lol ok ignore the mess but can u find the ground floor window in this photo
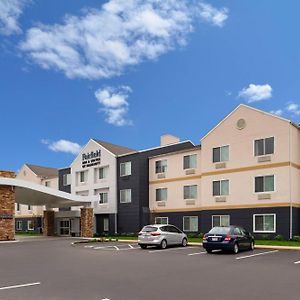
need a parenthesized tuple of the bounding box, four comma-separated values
(183, 216, 198, 232)
(16, 220, 22, 231)
(212, 215, 230, 228)
(103, 218, 109, 232)
(27, 220, 34, 231)
(155, 217, 168, 225)
(253, 214, 276, 233)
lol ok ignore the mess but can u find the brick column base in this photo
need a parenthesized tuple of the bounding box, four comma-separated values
(0, 171, 16, 241)
(43, 210, 55, 236)
(81, 208, 93, 238)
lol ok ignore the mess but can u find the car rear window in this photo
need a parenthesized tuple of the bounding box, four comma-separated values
(208, 227, 230, 235)
(142, 226, 158, 232)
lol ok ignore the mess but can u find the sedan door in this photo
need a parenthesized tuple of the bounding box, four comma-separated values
(168, 225, 183, 245)
(233, 227, 248, 249)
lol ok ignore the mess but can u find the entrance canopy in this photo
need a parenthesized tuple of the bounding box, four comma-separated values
(0, 177, 92, 208)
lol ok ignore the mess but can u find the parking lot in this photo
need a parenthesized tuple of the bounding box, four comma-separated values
(1, 237, 300, 300)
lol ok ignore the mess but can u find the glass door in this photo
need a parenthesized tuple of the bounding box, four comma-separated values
(60, 220, 70, 236)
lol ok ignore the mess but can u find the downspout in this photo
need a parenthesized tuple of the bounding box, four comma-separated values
(289, 124, 293, 240)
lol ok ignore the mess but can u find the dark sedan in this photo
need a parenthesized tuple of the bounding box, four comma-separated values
(202, 226, 255, 254)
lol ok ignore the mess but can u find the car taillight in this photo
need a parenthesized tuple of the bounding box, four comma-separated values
(224, 235, 231, 241)
(151, 232, 161, 236)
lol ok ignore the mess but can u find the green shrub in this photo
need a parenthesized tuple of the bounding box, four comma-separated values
(274, 234, 284, 241)
(292, 236, 300, 242)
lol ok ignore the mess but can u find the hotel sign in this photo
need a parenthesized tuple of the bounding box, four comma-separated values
(82, 150, 101, 168)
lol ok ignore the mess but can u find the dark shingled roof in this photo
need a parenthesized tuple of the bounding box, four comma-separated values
(93, 139, 136, 156)
(26, 164, 58, 178)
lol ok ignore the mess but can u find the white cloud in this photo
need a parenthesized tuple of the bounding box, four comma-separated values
(238, 84, 272, 102)
(286, 102, 300, 116)
(20, 0, 229, 80)
(41, 139, 82, 155)
(270, 109, 283, 116)
(0, 0, 27, 36)
(95, 86, 132, 126)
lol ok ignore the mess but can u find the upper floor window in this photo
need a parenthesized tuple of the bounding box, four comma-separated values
(120, 189, 132, 203)
(183, 154, 197, 169)
(99, 166, 109, 179)
(213, 180, 229, 196)
(255, 175, 274, 193)
(155, 160, 167, 174)
(99, 192, 108, 204)
(80, 171, 87, 183)
(120, 162, 131, 177)
(213, 145, 229, 163)
(63, 174, 71, 186)
(156, 188, 168, 201)
(254, 137, 274, 156)
(183, 185, 197, 199)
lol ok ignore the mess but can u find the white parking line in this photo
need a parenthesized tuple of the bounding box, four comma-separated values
(84, 245, 94, 248)
(188, 252, 206, 256)
(128, 244, 134, 249)
(0, 282, 40, 291)
(148, 247, 194, 253)
(294, 260, 300, 264)
(236, 250, 279, 260)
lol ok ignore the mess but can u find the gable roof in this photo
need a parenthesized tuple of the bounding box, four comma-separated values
(26, 164, 58, 178)
(92, 139, 136, 156)
(201, 103, 299, 141)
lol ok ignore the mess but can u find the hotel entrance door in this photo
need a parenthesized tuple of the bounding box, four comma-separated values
(59, 219, 70, 236)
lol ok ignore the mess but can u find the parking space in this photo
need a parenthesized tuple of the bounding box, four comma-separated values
(1, 238, 300, 299)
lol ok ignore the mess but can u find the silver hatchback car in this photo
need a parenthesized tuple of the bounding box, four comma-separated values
(138, 224, 188, 249)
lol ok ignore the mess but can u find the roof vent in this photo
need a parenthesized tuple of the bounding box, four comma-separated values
(236, 118, 246, 130)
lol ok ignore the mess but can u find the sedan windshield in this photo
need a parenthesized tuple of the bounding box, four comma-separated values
(142, 226, 158, 232)
(208, 227, 230, 235)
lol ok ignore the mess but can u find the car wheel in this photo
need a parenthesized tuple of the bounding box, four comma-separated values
(160, 239, 167, 249)
(233, 243, 239, 254)
(182, 238, 188, 247)
(249, 241, 255, 251)
(206, 249, 212, 254)
(140, 245, 147, 249)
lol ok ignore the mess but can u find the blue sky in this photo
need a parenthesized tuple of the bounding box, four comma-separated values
(1, 0, 300, 171)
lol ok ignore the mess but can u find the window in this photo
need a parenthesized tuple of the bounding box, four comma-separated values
(99, 192, 108, 204)
(254, 137, 274, 156)
(80, 171, 86, 183)
(16, 220, 22, 231)
(156, 188, 168, 201)
(213, 180, 229, 196)
(103, 218, 109, 232)
(45, 181, 51, 187)
(184, 185, 197, 199)
(183, 154, 197, 169)
(63, 174, 71, 186)
(183, 216, 198, 232)
(155, 160, 167, 174)
(28, 205, 32, 211)
(213, 145, 229, 163)
(120, 162, 131, 176)
(120, 189, 132, 203)
(155, 217, 168, 225)
(253, 214, 276, 233)
(255, 175, 274, 193)
(212, 215, 230, 227)
(99, 166, 108, 179)
(16, 203, 20, 211)
(27, 220, 34, 231)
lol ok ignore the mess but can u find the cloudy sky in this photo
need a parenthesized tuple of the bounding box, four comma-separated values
(1, 0, 300, 171)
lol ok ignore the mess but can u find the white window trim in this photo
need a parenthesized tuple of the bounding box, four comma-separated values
(16, 220, 22, 231)
(99, 192, 108, 205)
(155, 217, 169, 224)
(212, 215, 230, 228)
(253, 136, 275, 157)
(155, 187, 168, 202)
(79, 171, 87, 183)
(183, 154, 198, 170)
(120, 189, 132, 203)
(212, 179, 230, 196)
(253, 214, 276, 233)
(155, 159, 167, 174)
(183, 216, 198, 232)
(212, 144, 230, 163)
(27, 220, 34, 231)
(253, 174, 276, 194)
(120, 162, 132, 177)
(98, 166, 109, 180)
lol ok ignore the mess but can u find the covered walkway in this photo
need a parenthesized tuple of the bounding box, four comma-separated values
(0, 171, 94, 241)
